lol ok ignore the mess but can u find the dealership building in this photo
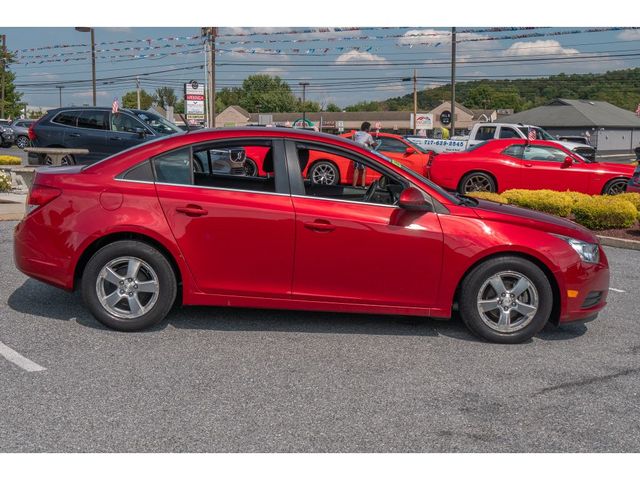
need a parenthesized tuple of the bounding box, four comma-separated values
(501, 99, 640, 153)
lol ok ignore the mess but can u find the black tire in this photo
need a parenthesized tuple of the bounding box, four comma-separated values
(15, 136, 30, 149)
(458, 256, 553, 344)
(81, 240, 177, 331)
(309, 161, 340, 185)
(602, 178, 628, 195)
(45, 154, 75, 166)
(458, 172, 496, 194)
(0, 142, 11, 148)
(244, 158, 258, 176)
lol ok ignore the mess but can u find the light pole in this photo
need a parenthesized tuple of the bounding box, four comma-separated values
(299, 82, 309, 126)
(402, 72, 418, 135)
(75, 27, 96, 106)
(56, 85, 64, 107)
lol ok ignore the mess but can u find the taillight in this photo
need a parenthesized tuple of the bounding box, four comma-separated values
(27, 123, 36, 141)
(27, 184, 61, 214)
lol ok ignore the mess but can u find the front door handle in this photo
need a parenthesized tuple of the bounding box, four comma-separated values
(68, 133, 81, 138)
(304, 220, 336, 232)
(109, 136, 123, 141)
(176, 205, 207, 217)
(524, 163, 533, 167)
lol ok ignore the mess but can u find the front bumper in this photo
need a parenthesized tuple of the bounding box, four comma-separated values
(1, 132, 15, 144)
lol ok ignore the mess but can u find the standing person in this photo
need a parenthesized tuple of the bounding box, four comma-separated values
(352, 121, 377, 187)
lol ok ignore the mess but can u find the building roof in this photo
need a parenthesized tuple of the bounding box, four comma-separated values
(501, 99, 640, 128)
(248, 111, 413, 123)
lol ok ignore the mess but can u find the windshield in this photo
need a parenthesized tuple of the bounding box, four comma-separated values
(369, 149, 461, 205)
(135, 111, 182, 135)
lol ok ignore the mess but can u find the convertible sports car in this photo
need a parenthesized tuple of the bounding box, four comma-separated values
(428, 139, 634, 195)
(14, 128, 610, 344)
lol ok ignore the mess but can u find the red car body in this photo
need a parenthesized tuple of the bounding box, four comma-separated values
(14, 128, 610, 342)
(429, 139, 634, 195)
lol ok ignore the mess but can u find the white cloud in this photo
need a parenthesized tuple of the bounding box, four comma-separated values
(335, 50, 387, 64)
(503, 40, 579, 57)
(71, 91, 108, 98)
(398, 29, 488, 47)
(618, 29, 640, 40)
(259, 67, 287, 76)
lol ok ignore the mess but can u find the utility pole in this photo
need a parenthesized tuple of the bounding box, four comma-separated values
(413, 68, 418, 135)
(56, 86, 64, 108)
(1, 34, 6, 119)
(204, 27, 217, 128)
(450, 27, 457, 137)
(136, 76, 141, 109)
(299, 82, 309, 125)
(75, 28, 97, 106)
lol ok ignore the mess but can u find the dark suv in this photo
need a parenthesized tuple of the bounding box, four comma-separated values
(28, 107, 183, 165)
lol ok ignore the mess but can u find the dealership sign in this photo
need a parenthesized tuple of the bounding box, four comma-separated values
(411, 113, 433, 130)
(184, 80, 206, 122)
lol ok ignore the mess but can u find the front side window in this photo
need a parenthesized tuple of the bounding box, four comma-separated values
(111, 113, 149, 134)
(523, 146, 568, 162)
(294, 142, 407, 207)
(376, 137, 408, 153)
(76, 110, 109, 130)
(135, 111, 182, 135)
(475, 126, 496, 141)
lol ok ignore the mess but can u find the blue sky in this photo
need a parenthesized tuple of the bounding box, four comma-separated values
(3, 26, 640, 110)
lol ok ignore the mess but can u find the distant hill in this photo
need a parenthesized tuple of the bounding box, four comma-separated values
(345, 68, 640, 113)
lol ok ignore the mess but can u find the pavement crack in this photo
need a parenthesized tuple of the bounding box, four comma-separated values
(537, 367, 640, 395)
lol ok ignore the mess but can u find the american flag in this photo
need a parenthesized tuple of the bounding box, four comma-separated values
(112, 98, 119, 114)
(527, 128, 537, 141)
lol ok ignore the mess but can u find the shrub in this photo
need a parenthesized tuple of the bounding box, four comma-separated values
(572, 196, 637, 230)
(0, 155, 21, 165)
(501, 189, 573, 217)
(614, 192, 640, 211)
(466, 191, 509, 204)
(0, 171, 11, 192)
(563, 191, 591, 204)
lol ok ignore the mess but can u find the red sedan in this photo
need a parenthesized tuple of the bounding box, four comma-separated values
(14, 128, 610, 343)
(429, 139, 634, 195)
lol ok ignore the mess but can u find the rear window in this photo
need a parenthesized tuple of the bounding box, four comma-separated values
(53, 111, 78, 126)
(76, 110, 109, 130)
(475, 126, 496, 141)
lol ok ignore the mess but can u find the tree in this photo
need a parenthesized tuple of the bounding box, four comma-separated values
(122, 89, 154, 109)
(324, 102, 342, 112)
(174, 99, 185, 115)
(238, 75, 299, 112)
(154, 87, 177, 109)
(1, 51, 25, 118)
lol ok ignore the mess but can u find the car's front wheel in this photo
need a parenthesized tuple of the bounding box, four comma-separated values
(81, 240, 177, 331)
(459, 172, 496, 194)
(458, 256, 553, 343)
(602, 178, 628, 195)
(15, 136, 30, 149)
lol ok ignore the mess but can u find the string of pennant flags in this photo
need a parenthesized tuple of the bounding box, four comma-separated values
(10, 27, 640, 65)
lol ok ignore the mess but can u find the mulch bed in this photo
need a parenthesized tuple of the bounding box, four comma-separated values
(597, 227, 640, 242)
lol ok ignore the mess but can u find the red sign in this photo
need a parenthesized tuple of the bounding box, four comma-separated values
(186, 94, 205, 101)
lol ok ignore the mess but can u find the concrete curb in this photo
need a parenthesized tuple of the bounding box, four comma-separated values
(598, 235, 640, 251)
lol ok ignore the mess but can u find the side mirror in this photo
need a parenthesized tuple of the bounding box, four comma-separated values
(563, 156, 573, 167)
(398, 187, 433, 212)
(135, 128, 147, 139)
(405, 147, 417, 155)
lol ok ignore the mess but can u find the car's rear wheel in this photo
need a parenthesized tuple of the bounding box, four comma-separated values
(458, 256, 553, 343)
(15, 136, 30, 149)
(244, 158, 258, 176)
(309, 161, 340, 185)
(602, 178, 628, 195)
(44, 154, 75, 166)
(459, 172, 496, 194)
(81, 240, 177, 331)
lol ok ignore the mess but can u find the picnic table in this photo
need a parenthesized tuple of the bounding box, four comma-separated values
(24, 147, 89, 166)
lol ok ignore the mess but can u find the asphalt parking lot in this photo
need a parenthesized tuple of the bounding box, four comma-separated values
(0, 220, 639, 453)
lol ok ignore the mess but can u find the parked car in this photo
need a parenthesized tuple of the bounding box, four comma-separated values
(428, 139, 633, 195)
(0, 119, 15, 148)
(407, 123, 597, 161)
(557, 135, 592, 146)
(627, 163, 640, 193)
(9, 119, 36, 149)
(27, 107, 183, 165)
(14, 128, 610, 344)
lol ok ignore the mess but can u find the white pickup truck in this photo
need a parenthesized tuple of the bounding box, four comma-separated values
(406, 123, 596, 161)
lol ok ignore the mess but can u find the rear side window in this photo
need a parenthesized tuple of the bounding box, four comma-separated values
(153, 147, 192, 185)
(499, 127, 521, 139)
(119, 160, 154, 182)
(475, 126, 496, 141)
(502, 145, 524, 158)
(53, 111, 78, 126)
(76, 110, 109, 130)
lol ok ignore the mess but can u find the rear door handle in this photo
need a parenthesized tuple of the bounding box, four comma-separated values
(109, 137, 123, 141)
(524, 163, 533, 167)
(304, 220, 336, 232)
(176, 205, 207, 217)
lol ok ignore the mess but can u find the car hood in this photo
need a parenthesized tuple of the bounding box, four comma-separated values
(471, 199, 597, 243)
(587, 162, 636, 174)
(557, 140, 594, 151)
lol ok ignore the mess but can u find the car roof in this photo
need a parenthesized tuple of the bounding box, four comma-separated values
(480, 138, 569, 150)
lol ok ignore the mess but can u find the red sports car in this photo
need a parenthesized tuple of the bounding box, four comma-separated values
(428, 139, 634, 195)
(14, 128, 610, 343)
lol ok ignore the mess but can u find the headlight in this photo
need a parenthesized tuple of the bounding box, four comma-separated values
(552, 234, 600, 264)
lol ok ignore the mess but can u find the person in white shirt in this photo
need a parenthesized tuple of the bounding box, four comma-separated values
(352, 122, 377, 187)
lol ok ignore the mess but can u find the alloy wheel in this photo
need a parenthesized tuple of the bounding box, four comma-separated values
(311, 163, 338, 185)
(476, 271, 539, 334)
(95, 256, 160, 320)
(605, 180, 627, 195)
(463, 174, 493, 193)
(15, 136, 29, 149)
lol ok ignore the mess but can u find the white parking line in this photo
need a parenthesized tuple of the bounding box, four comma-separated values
(609, 288, 627, 293)
(0, 341, 46, 372)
